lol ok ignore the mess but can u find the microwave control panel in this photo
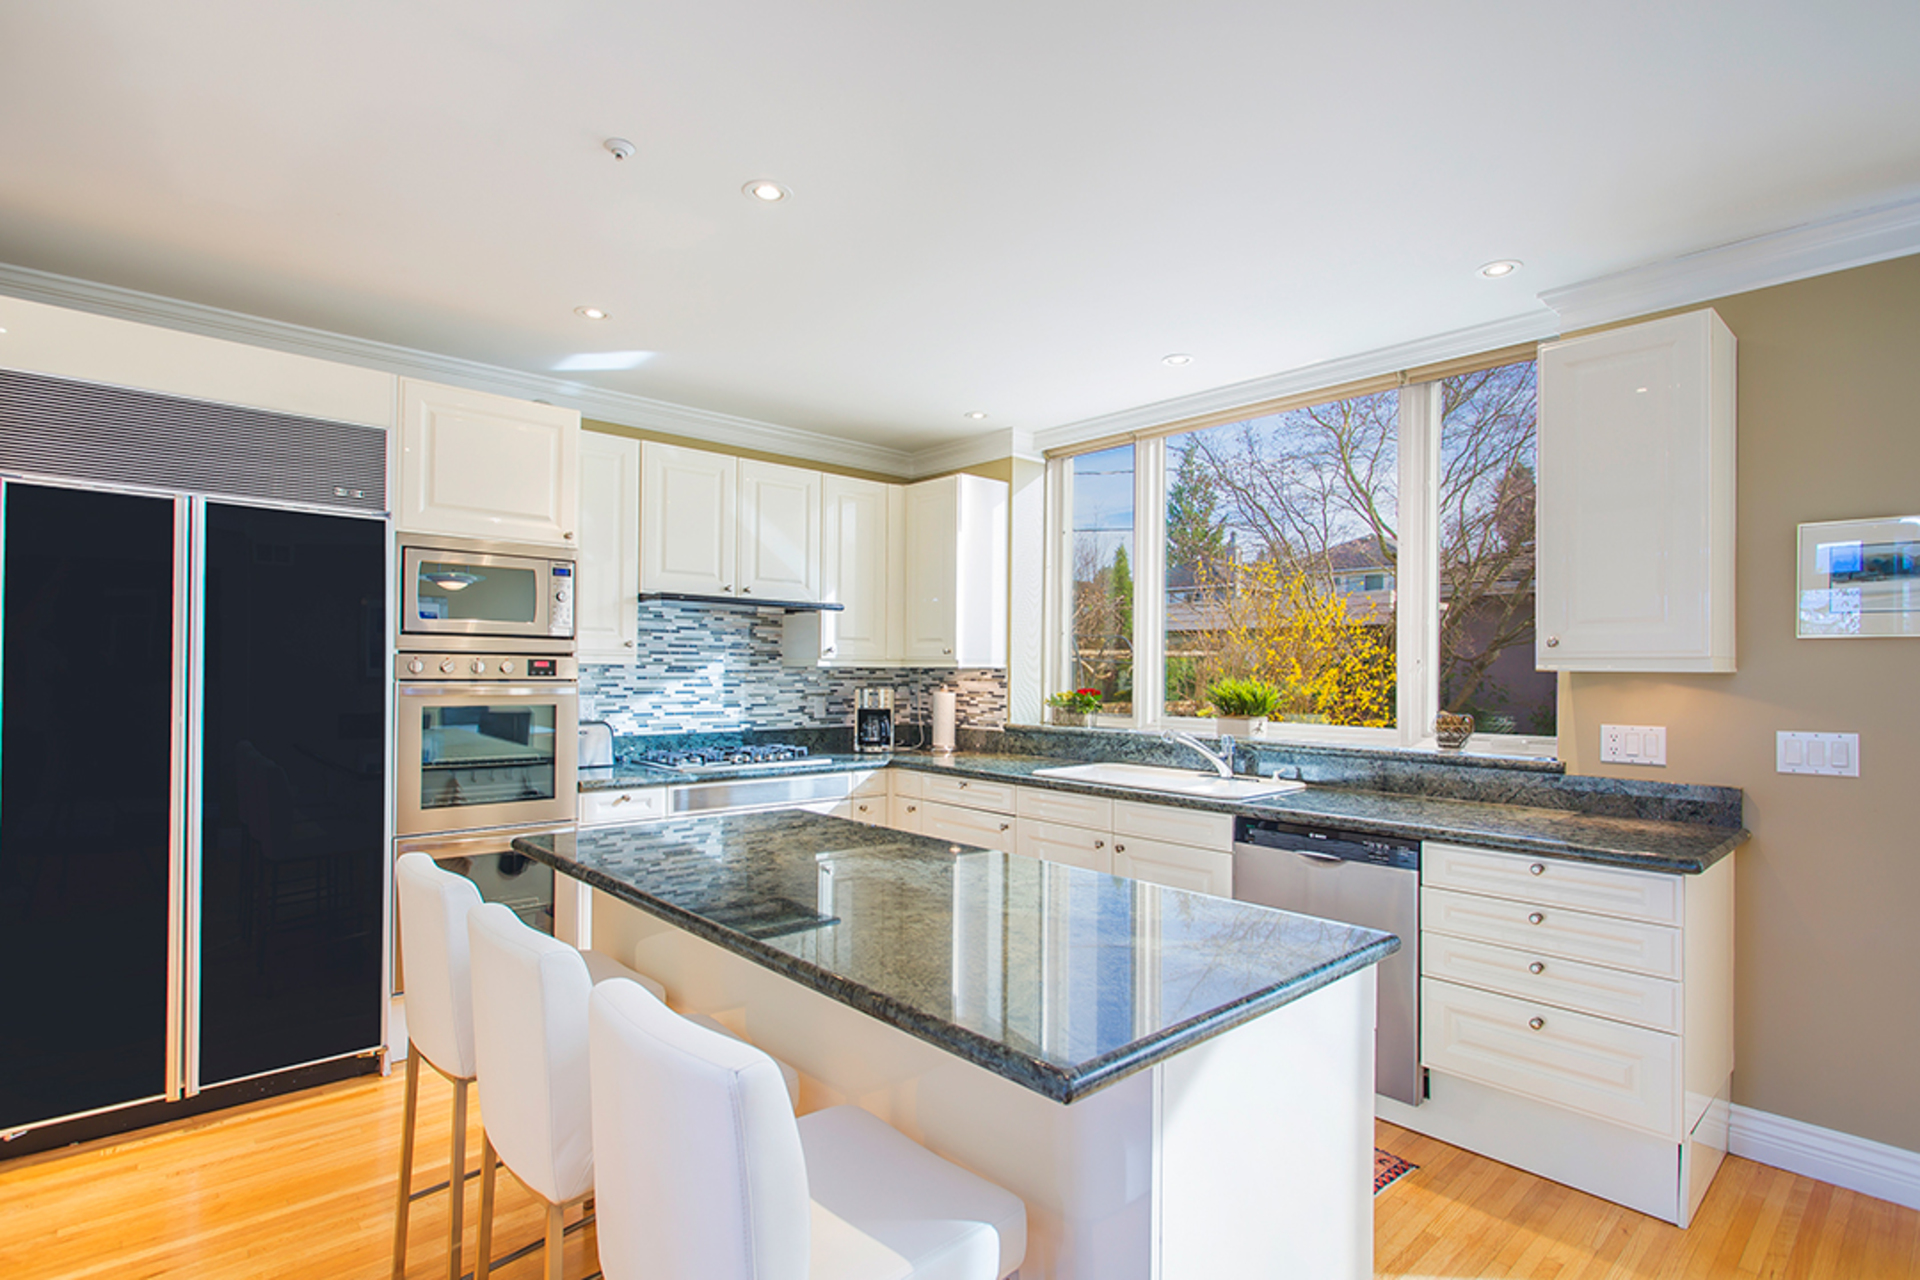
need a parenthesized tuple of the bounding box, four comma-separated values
(548, 562, 574, 636)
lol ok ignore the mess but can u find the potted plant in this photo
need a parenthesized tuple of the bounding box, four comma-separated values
(1203, 676, 1282, 738)
(1046, 688, 1103, 727)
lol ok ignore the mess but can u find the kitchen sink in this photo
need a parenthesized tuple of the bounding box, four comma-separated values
(1030, 762, 1305, 801)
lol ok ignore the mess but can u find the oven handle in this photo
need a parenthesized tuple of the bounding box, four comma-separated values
(399, 683, 579, 699)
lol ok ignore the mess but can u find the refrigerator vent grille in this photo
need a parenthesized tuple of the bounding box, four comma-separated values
(0, 368, 386, 511)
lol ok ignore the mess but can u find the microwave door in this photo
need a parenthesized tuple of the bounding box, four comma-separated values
(402, 547, 558, 639)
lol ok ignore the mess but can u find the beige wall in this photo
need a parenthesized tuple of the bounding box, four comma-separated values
(1559, 254, 1920, 1150)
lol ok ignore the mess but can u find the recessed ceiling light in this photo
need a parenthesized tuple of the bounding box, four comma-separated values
(743, 180, 790, 202)
(574, 306, 610, 320)
(964, 411, 989, 420)
(1163, 353, 1194, 366)
(1478, 260, 1523, 279)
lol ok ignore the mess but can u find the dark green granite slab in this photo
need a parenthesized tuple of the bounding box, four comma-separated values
(513, 813, 1396, 1104)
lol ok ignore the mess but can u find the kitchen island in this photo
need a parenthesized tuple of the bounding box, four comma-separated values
(515, 812, 1397, 1280)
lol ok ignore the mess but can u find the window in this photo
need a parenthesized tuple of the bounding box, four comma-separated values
(1048, 357, 1555, 750)
(1163, 390, 1399, 728)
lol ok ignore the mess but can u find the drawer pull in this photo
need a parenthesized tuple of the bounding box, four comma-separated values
(613, 794, 632, 805)
(958, 781, 969, 788)
(1528, 911, 1545, 925)
(1094, 839, 1105, 849)
(998, 821, 1010, 831)
(1528, 961, 1546, 974)
(1528, 1016, 1545, 1031)
(857, 804, 869, 813)
(1114, 843, 1126, 853)
(906, 804, 917, 813)
(1529, 863, 1546, 876)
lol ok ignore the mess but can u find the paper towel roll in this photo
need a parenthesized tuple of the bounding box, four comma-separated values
(931, 689, 957, 754)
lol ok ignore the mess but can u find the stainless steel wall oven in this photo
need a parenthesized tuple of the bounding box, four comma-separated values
(395, 653, 578, 836)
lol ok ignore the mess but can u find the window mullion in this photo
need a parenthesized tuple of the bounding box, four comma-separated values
(1396, 382, 1442, 746)
(1133, 437, 1167, 731)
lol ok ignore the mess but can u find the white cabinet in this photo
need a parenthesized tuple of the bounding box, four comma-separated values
(902, 474, 1007, 667)
(1015, 818, 1112, 873)
(820, 475, 901, 662)
(1536, 309, 1736, 672)
(576, 432, 640, 661)
(1111, 837, 1234, 897)
(737, 459, 821, 602)
(1379, 840, 1735, 1228)
(396, 378, 580, 545)
(640, 443, 823, 603)
(920, 800, 1016, 853)
(640, 441, 735, 596)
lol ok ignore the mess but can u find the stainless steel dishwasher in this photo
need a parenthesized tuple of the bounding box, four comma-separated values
(1233, 817, 1422, 1106)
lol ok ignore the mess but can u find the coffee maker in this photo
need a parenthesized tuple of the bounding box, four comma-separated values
(854, 688, 895, 753)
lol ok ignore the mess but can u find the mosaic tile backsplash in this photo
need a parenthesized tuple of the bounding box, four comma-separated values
(582, 603, 1007, 739)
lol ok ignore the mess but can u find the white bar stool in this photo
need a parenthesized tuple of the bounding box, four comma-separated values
(393, 854, 671, 1280)
(587, 976, 1029, 1280)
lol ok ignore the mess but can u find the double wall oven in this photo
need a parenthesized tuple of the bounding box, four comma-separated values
(394, 536, 578, 973)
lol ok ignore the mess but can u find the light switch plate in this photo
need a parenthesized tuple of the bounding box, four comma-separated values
(1600, 724, 1666, 766)
(1777, 731, 1859, 777)
(806, 694, 829, 719)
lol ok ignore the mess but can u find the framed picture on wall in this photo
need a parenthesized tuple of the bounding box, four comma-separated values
(1797, 516, 1920, 637)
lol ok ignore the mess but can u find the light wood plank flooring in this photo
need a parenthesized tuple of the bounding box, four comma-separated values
(0, 1067, 1913, 1278)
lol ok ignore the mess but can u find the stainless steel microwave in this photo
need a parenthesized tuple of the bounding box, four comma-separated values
(398, 535, 575, 651)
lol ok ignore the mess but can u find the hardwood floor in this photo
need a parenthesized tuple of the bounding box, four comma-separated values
(0, 1068, 1913, 1278)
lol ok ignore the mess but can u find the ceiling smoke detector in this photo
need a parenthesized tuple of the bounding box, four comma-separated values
(604, 137, 636, 161)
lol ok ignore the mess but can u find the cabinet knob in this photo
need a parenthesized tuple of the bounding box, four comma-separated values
(958, 781, 968, 788)
(1114, 843, 1125, 853)
(1094, 839, 1105, 849)
(999, 822, 1010, 831)
(1528, 961, 1545, 975)
(943, 647, 953, 655)
(623, 640, 635, 647)
(1528, 911, 1545, 925)
(824, 646, 835, 656)
(564, 531, 575, 540)
(906, 804, 917, 813)
(1529, 863, 1545, 876)
(1528, 1017, 1546, 1031)
(857, 804, 869, 813)
(741, 586, 752, 594)
(1545, 636, 1559, 648)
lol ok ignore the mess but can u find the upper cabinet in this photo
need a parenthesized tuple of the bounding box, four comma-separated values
(640, 441, 736, 595)
(639, 442, 821, 603)
(1536, 310, 1736, 673)
(576, 432, 641, 662)
(904, 474, 1008, 667)
(396, 379, 580, 546)
(818, 475, 901, 662)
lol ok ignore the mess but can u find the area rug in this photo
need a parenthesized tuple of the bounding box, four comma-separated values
(1374, 1147, 1418, 1194)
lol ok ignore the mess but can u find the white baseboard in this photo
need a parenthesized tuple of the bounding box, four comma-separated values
(1729, 1104, 1920, 1212)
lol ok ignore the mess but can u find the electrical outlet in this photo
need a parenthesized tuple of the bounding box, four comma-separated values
(1777, 731, 1859, 777)
(1600, 724, 1666, 766)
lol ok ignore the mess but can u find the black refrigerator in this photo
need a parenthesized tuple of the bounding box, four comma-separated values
(0, 482, 387, 1151)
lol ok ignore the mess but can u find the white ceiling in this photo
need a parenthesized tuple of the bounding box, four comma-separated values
(2, 1, 1918, 456)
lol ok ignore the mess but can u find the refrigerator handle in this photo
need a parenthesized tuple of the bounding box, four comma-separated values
(167, 497, 207, 1100)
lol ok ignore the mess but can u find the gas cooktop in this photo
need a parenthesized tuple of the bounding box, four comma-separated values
(623, 743, 815, 775)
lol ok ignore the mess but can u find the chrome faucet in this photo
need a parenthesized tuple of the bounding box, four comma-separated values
(1164, 731, 1236, 778)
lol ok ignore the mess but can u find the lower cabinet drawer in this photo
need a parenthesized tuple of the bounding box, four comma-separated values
(579, 787, 667, 826)
(890, 770, 924, 800)
(848, 769, 890, 799)
(1015, 786, 1113, 830)
(919, 800, 1015, 853)
(920, 773, 1017, 814)
(1111, 799, 1232, 850)
(1111, 837, 1233, 897)
(1424, 886, 1682, 979)
(1423, 932, 1682, 1034)
(889, 793, 924, 834)
(846, 793, 888, 826)
(1423, 841, 1682, 925)
(1015, 819, 1112, 873)
(1422, 977, 1679, 1138)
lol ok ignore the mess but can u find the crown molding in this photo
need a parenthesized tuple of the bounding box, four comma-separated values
(905, 428, 1041, 478)
(1030, 309, 1562, 456)
(0, 262, 925, 477)
(1541, 195, 1920, 333)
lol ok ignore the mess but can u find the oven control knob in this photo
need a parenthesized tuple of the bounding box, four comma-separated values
(439, 658, 457, 674)
(470, 659, 486, 674)
(407, 658, 425, 674)
(500, 659, 516, 675)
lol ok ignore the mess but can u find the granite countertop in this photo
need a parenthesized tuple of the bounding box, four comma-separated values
(577, 750, 1745, 874)
(513, 812, 1397, 1103)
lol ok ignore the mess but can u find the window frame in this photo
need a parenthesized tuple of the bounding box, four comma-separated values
(1044, 376, 1558, 758)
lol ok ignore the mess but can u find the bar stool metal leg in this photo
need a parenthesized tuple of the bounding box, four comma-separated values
(545, 1202, 566, 1280)
(475, 1136, 498, 1280)
(391, 1052, 421, 1280)
(447, 1075, 469, 1280)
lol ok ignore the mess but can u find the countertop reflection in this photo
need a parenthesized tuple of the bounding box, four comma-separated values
(513, 811, 1395, 1102)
